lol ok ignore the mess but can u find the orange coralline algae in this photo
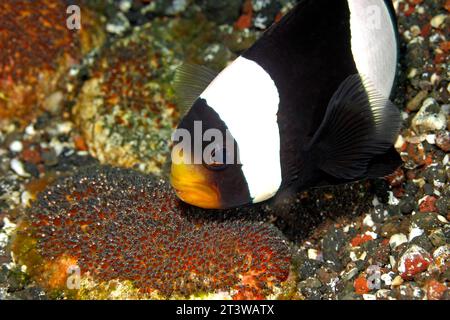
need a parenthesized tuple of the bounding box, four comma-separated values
(235, 0, 253, 30)
(354, 276, 370, 295)
(18, 166, 291, 299)
(419, 195, 438, 213)
(350, 234, 374, 247)
(426, 280, 448, 300)
(0, 0, 103, 123)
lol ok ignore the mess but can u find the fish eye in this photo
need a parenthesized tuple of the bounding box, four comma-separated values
(204, 147, 228, 171)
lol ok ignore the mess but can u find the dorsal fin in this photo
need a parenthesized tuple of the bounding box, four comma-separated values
(173, 64, 219, 115)
(307, 74, 401, 180)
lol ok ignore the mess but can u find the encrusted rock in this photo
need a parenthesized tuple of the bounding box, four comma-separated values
(411, 98, 447, 134)
(398, 245, 433, 280)
(435, 130, 450, 152)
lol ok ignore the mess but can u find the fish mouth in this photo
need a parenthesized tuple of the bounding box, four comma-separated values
(170, 163, 221, 209)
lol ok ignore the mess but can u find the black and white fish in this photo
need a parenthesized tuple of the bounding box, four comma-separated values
(171, 0, 402, 209)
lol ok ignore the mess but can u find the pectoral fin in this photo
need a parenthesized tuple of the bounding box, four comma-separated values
(307, 74, 401, 180)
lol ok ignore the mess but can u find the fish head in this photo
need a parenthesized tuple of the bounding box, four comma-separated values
(170, 57, 282, 209)
(170, 98, 252, 209)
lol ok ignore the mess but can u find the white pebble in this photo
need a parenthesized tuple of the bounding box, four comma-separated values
(106, 13, 130, 35)
(403, 30, 412, 42)
(25, 124, 36, 136)
(21, 191, 32, 207)
(50, 137, 65, 156)
(413, 178, 426, 188)
(434, 180, 445, 188)
(390, 233, 408, 249)
(410, 36, 424, 45)
(443, 154, 449, 166)
(363, 214, 375, 228)
(381, 273, 394, 286)
(394, 135, 405, 150)
(57, 122, 73, 135)
(307, 248, 322, 261)
(423, 97, 436, 109)
(372, 195, 381, 207)
(389, 255, 396, 269)
(0, 231, 8, 246)
(10, 159, 30, 177)
(119, 0, 132, 12)
(350, 250, 368, 261)
(43, 91, 64, 114)
(365, 231, 378, 239)
(69, 67, 80, 77)
(430, 33, 443, 43)
(407, 68, 417, 79)
(9, 141, 23, 153)
(430, 73, 440, 86)
(388, 192, 400, 205)
(401, 111, 409, 121)
(252, 0, 271, 11)
(343, 268, 358, 281)
(359, 251, 367, 261)
(412, 100, 447, 133)
(433, 246, 449, 259)
(2, 217, 17, 236)
(410, 25, 421, 37)
(409, 227, 424, 241)
(426, 134, 436, 145)
(431, 14, 447, 29)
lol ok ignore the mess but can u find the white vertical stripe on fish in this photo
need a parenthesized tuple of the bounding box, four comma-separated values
(348, 0, 397, 100)
(200, 56, 282, 202)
